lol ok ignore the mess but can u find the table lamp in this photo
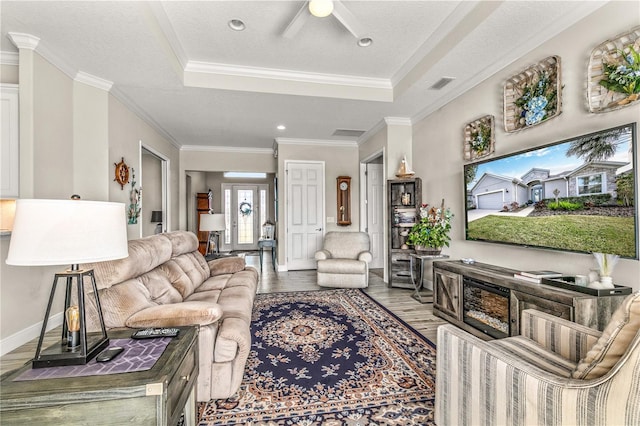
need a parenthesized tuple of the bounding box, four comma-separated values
(151, 210, 163, 234)
(5, 198, 128, 368)
(199, 213, 226, 255)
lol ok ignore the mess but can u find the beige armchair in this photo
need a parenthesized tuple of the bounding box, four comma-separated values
(314, 232, 372, 288)
(435, 292, 640, 425)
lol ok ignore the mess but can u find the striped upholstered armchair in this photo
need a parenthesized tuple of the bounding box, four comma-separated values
(436, 292, 640, 426)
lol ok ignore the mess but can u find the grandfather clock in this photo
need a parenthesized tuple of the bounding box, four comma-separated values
(196, 191, 212, 255)
(337, 176, 351, 226)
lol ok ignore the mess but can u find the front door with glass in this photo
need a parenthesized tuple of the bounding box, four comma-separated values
(222, 184, 269, 252)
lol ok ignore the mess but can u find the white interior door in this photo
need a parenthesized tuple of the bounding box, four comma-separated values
(366, 163, 384, 269)
(286, 161, 324, 270)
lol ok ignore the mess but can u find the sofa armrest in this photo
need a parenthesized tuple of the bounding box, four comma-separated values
(315, 249, 332, 260)
(357, 251, 372, 263)
(521, 309, 602, 362)
(435, 324, 636, 426)
(208, 256, 246, 277)
(124, 301, 223, 328)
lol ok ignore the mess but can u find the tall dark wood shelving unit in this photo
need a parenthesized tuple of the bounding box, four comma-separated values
(196, 191, 212, 255)
(387, 177, 421, 288)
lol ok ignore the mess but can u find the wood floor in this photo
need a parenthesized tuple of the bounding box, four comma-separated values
(0, 254, 446, 375)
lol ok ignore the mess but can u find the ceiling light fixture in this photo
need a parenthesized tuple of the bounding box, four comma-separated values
(228, 19, 245, 31)
(309, 0, 334, 18)
(277, 124, 286, 131)
(358, 37, 373, 47)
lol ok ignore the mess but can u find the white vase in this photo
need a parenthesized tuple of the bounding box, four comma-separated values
(600, 276, 614, 288)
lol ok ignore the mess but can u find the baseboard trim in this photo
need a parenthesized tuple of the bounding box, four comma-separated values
(0, 312, 64, 356)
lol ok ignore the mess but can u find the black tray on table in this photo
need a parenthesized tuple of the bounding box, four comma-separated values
(541, 276, 632, 297)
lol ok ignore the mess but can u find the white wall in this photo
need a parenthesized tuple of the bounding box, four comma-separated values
(411, 2, 640, 290)
(1, 48, 180, 354)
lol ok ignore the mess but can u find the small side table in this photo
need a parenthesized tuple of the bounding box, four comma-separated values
(258, 238, 277, 270)
(410, 253, 449, 303)
(0, 326, 199, 426)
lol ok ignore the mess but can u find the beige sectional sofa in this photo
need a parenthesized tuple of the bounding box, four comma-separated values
(81, 231, 258, 401)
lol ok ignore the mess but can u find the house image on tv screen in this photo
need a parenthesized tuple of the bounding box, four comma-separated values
(470, 161, 629, 211)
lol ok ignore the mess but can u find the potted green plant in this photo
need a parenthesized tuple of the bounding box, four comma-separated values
(407, 199, 453, 255)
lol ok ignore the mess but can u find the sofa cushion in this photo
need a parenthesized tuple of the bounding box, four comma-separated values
(321, 232, 370, 260)
(125, 301, 223, 328)
(162, 230, 199, 256)
(572, 292, 640, 379)
(317, 258, 367, 274)
(209, 256, 246, 277)
(83, 233, 173, 290)
(138, 268, 182, 304)
(88, 278, 155, 330)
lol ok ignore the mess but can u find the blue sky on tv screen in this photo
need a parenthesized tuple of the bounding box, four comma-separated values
(467, 129, 633, 188)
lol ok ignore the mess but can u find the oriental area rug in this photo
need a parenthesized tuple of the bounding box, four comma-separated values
(198, 288, 437, 425)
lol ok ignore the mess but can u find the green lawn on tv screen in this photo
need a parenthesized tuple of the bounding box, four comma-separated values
(467, 215, 636, 258)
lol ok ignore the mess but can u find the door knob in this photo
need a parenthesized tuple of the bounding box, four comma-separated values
(315, 228, 322, 231)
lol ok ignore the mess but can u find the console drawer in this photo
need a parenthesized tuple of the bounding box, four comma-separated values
(167, 340, 198, 423)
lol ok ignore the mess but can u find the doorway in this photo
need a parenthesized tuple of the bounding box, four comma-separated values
(361, 151, 385, 274)
(140, 144, 169, 237)
(221, 184, 269, 251)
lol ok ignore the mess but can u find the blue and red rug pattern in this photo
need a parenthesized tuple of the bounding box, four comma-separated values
(198, 288, 436, 425)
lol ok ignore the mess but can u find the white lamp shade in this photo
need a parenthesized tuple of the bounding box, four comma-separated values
(6, 199, 128, 266)
(199, 213, 226, 232)
(309, 0, 333, 17)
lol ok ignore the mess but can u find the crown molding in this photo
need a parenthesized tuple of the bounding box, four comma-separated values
(184, 60, 393, 101)
(384, 117, 412, 126)
(357, 118, 387, 146)
(275, 137, 357, 147)
(75, 71, 113, 92)
(180, 145, 273, 154)
(110, 87, 181, 150)
(0, 51, 19, 66)
(185, 61, 392, 90)
(146, 2, 187, 73)
(8, 32, 40, 50)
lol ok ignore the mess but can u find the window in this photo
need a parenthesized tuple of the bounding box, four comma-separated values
(577, 173, 605, 195)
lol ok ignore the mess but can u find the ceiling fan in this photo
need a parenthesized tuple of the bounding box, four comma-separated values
(283, 0, 367, 41)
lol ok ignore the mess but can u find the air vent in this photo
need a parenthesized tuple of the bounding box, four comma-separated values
(429, 77, 456, 90)
(332, 129, 366, 138)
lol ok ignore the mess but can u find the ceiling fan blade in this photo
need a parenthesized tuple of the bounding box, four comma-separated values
(283, 2, 312, 39)
(331, 0, 365, 39)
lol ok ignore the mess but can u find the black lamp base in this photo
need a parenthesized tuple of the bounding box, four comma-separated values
(32, 268, 110, 369)
(32, 334, 109, 368)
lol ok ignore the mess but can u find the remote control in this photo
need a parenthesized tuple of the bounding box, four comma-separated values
(131, 327, 180, 339)
(96, 346, 124, 362)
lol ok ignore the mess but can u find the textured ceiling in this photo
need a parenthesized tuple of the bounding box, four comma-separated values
(0, 1, 608, 149)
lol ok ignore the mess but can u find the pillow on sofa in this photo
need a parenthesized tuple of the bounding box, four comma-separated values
(209, 256, 246, 277)
(571, 292, 640, 380)
(125, 301, 223, 328)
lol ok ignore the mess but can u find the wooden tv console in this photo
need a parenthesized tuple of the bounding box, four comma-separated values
(433, 260, 629, 340)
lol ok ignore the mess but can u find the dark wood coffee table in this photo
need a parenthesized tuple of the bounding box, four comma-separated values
(0, 326, 198, 426)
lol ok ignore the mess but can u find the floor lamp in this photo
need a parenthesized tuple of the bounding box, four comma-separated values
(5, 199, 128, 368)
(199, 213, 226, 256)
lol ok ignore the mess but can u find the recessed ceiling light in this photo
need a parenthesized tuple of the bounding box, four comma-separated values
(228, 19, 245, 31)
(358, 37, 373, 48)
(277, 124, 286, 131)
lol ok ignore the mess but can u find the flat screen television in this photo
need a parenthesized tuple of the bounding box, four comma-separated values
(464, 123, 638, 259)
